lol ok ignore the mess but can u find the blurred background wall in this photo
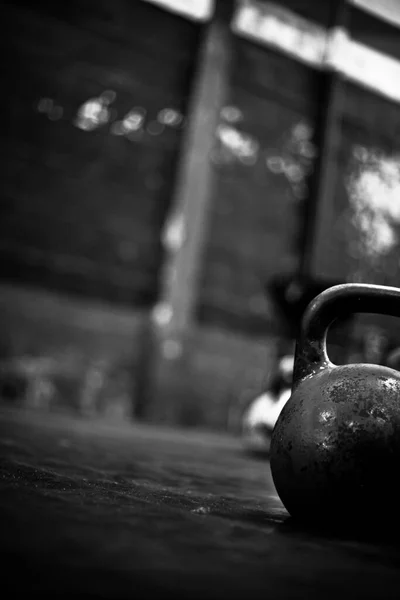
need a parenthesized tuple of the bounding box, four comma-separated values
(1, 0, 400, 430)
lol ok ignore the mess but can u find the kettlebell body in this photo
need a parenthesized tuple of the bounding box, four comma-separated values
(270, 284, 400, 523)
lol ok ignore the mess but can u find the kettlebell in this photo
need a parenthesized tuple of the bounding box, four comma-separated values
(270, 283, 400, 525)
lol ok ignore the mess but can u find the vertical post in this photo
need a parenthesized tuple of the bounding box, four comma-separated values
(158, 4, 233, 334)
(134, 2, 233, 421)
(299, 0, 349, 279)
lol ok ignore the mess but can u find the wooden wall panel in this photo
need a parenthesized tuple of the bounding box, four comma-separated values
(311, 81, 400, 287)
(196, 38, 321, 335)
(0, 1, 201, 306)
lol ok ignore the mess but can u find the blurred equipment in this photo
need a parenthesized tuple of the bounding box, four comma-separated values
(270, 283, 400, 525)
(242, 353, 294, 455)
(267, 275, 349, 337)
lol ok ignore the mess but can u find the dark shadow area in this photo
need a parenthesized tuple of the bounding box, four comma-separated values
(278, 514, 400, 549)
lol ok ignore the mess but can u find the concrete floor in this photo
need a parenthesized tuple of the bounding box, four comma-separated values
(1, 407, 400, 599)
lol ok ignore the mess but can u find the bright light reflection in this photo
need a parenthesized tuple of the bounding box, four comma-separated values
(152, 303, 173, 327)
(162, 214, 186, 252)
(158, 108, 183, 127)
(122, 109, 144, 132)
(111, 109, 145, 136)
(215, 124, 259, 164)
(142, 0, 214, 22)
(74, 90, 116, 132)
(347, 147, 400, 260)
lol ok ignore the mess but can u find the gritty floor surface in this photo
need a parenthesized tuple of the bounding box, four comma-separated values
(1, 407, 400, 599)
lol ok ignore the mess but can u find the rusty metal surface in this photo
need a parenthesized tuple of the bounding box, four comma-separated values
(271, 284, 400, 522)
(271, 363, 400, 522)
(1, 407, 400, 599)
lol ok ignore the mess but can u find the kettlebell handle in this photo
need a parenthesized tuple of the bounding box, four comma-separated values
(293, 283, 400, 385)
